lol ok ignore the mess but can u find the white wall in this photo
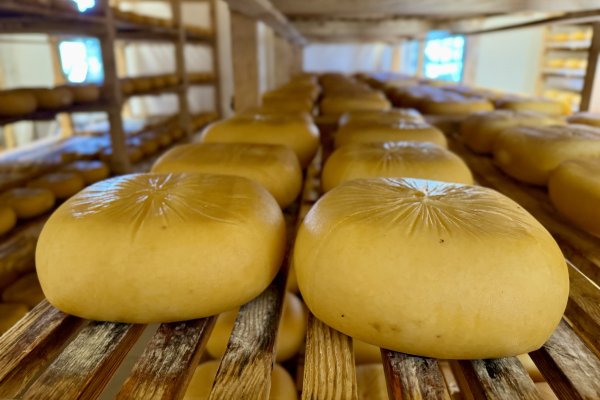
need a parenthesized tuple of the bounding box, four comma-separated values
(303, 43, 397, 73)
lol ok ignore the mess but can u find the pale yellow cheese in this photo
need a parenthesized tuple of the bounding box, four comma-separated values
(1, 187, 56, 219)
(548, 159, 600, 237)
(339, 109, 424, 127)
(152, 143, 302, 208)
(322, 142, 473, 192)
(493, 124, 600, 185)
(420, 95, 494, 115)
(0, 303, 28, 334)
(461, 110, 565, 154)
(183, 361, 297, 400)
(495, 97, 567, 116)
(66, 84, 101, 104)
(354, 340, 382, 364)
(62, 160, 110, 184)
(201, 114, 320, 167)
(0, 90, 37, 117)
(0, 206, 17, 236)
(356, 364, 387, 400)
(567, 112, 600, 127)
(320, 94, 391, 117)
(2, 273, 45, 308)
(28, 172, 85, 200)
(206, 292, 306, 362)
(26, 87, 74, 110)
(335, 120, 448, 149)
(36, 173, 286, 323)
(294, 178, 568, 359)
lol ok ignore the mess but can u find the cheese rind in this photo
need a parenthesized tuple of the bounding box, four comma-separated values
(2, 187, 56, 219)
(62, 160, 110, 184)
(36, 173, 286, 323)
(322, 141, 473, 192)
(335, 120, 447, 148)
(294, 178, 568, 359)
(28, 172, 85, 200)
(0, 206, 17, 235)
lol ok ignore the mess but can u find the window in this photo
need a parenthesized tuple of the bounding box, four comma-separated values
(59, 38, 104, 84)
(73, 0, 96, 12)
(423, 31, 465, 82)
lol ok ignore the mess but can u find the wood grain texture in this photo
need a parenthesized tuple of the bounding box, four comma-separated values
(117, 318, 215, 400)
(230, 12, 260, 113)
(454, 357, 542, 400)
(530, 320, 600, 400)
(21, 321, 144, 399)
(302, 313, 357, 400)
(381, 350, 451, 400)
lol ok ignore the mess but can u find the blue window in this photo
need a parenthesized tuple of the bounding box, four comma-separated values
(423, 31, 465, 82)
(73, 0, 96, 12)
(59, 38, 104, 84)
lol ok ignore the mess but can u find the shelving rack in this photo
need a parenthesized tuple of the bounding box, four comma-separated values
(0, 0, 222, 174)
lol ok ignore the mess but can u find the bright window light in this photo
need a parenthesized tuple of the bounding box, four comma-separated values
(73, 0, 95, 12)
(423, 31, 465, 82)
(59, 38, 104, 84)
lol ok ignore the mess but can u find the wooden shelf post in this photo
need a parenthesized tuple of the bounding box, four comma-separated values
(581, 23, 600, 112)
(172, 0, 193, 136)
(209, 0, 223, 117)
(231, 12, 260, 112)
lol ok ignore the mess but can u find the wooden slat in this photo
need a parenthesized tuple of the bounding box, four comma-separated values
(302, 313, 358, 400)
(117, 318, 215, 400)
(453, 357, 542, 399)
(21, 321, 144, 399)
(530, 320, 600, 400)
(565, 262, 600, 356)
(581, 22, 600, 112)
(381, 350, 451, 400)
(230, 11, 261, 113)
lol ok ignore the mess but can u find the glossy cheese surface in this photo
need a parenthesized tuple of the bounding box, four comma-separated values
(2, 187, 56, 219)
(335, 120, 447, 148)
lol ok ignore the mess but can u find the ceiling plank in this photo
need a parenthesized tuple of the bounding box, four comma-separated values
(293, 19, 433, 42)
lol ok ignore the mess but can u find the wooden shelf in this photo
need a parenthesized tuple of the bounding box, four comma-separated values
(546, 40, 591, 51)
(542, 68, 586, 78)
(123, 85, 182, 99)
(0, 102, 111, 127)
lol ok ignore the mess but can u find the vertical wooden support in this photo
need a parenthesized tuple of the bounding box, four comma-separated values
(231, 12, 260, 112)
(114, 41, 133, 118)
(209, 0, 223, 117)
(391, 43, 402, 73)
(48, 36, 74, 138)
(581, 23, 600, 112)
(172, 0, 192, 136)
(98, 0, 130, 174)
(462, 35, 479, 85)
(291, 43, 304, 76)
(416, 40, 425, 78)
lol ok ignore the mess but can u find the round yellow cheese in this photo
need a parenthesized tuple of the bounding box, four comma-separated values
(36, 173, 286, 323)
(339, 109, 424, 127)
(132, 78, 153, 93)
(335, 120, 448, 149)
(2, 273, 45, 308)
(516, 354, 544, 382)
(0, 303, 29, 334)
(66, 84, 101, 104)
(62, 160, 110, 184)
(183, 361, 297, 400)
(152, 143, 302, 208)
(567, 112, 600, 128)
(27, 87, 74, 110)
(354, 340, 382, 364)
(206, 292, 306, 362)
(322, 142, 473, 191)
(461, 110, 565, 154)
(121, 79, 135, 95)
(0, 90, 37, 117)
(28, 172, 85, 200)
(294, 178, 568, 359)
(262, 96, 314, 114)
(100, 146, 144, 164)
(139, 137, 161, 156)
(548, 159, 600, 237)
(0, 206, 17, 236)
(356, 364, 387, 400)
(320, 95, 391, 117)
(1, 187, 56, 219)
(420, 96, 494, 115)
(495, 97, 566, 116)
(535, 382, 559, 400)
(201, 114, 320, 168)
(157, 134, 173, 148)
(493, 124, 600, 185)
(170, 128, 185, 140)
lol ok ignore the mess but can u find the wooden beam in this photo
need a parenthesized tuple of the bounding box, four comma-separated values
(581, 23, 600, 112)
(209, 0, 224, 117)
(222, 0, 306, 45)
(48, 37, 75, 138)
(292, 19, 432, 42)
(172, 0, 193, 136)
(230, 12, 260, 112)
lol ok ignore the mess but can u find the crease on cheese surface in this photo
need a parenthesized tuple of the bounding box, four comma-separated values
(294, 178, 569, 359)
(36, 173, 286, 323)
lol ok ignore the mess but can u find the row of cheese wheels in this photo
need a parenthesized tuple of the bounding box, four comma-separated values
(545, 58, 587, 70)
(22, 0, 80, 13)
(121, 75, 180, 96)
(461, 109, 600, 237)
(0, 85, 101, 117)
(112, 7, 212, 37)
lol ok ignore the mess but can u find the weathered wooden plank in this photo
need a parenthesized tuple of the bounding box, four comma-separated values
(381, 350, 451, 400)
(21, 321, 145, 399)
(302, 314, 357, 400)
(230, 12, 261, 113)
(530, 320, 600, 400)
(117, 318, 215, 400)
(454, 357, 542, 400)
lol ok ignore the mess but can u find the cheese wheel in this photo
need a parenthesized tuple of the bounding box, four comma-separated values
(356, 364, 387, 400)
(420, 96, 494, 115)
(201, 114, 320, 167)
(183, 362, 297, 400)
(27, 87, 74, 110)
(139, 137, 161, 156)
(100, 146, 144, 164)
(157, 134, 173, 148)
(461, 110, 565, 154)
(1, 187, 56, 219)
(0, 206, 17, 236)
(2, 273, 45, 308)
(496, 97, 566, 116)
(28, 172, 85, 200)
(322, 142, 473, 191)
(320, 95, 392, 117)
(66, 84, 101, 104)
(339, 109, 424, 127)
(0, 303, 28, 334)
(567, 112, 600, 127)
(335, 120, 447, 149)
(62, 160, 110, 184)
(152, 143, 302, 208)
(548, 159, 600, 236)
(294, 178, 568, 359)
(354, 340, 382, 364)
(206, 292, 306, 361)
(36, 173, 286, 323)
(535, 382, 559, 400)
(132, 78, 153, 93)
(121, 79, 135, 95)
(170, 128, 185, 140)
(0, 90, 37, 117)
(493, 125, 600, 185)
(516, 354, 544, 382)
